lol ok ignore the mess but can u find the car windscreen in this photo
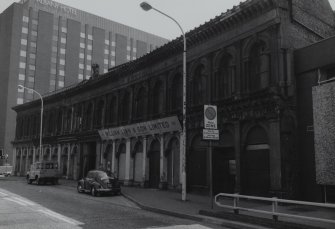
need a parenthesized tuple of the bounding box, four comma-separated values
(96, 172, 109, 180)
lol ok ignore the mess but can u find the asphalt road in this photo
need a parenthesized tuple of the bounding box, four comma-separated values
(0, 176, 226, 229)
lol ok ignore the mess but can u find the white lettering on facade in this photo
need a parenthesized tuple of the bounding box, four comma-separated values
(35, 0, 77, 16)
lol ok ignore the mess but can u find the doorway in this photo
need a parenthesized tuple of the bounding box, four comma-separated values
(148, 150, 160, 188)
(213, 147, 235, 194)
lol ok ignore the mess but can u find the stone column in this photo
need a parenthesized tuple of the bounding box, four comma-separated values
(57, 144, 61, 173)
(111, 141, 116, 173)
(19, 149, 23, 176)
(25, 149, 29, 174)
(179, 132, 183, 185)
(234, 121, 241, 193)
(32, 147, 36, 164)
(141, 137, 147, 187)
(159, 135, 165, 189)
(124, 138, 131, 185)
(269, 119, 282, 191)
(100, 141, 105, 168)
(49, 146, 52, 161)
(95, 142, 101, 169)
(12, 148, 17, 175)
(66, 144, 71, 179)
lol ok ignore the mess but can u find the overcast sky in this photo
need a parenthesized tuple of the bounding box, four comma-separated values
(0, 0, 334, 40)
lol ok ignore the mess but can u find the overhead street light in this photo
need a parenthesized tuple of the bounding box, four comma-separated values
(18, 85, 44, 161)
(140, 1, 187, 201)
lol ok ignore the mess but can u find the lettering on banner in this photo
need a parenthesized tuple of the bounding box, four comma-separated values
(99, 116, 181, 140)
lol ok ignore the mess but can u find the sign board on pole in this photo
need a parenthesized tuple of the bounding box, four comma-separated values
(204, 105, 217, 129)
(203, 129, 219, 140)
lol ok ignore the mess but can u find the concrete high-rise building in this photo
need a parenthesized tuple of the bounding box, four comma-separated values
(0, 0, 168, 165)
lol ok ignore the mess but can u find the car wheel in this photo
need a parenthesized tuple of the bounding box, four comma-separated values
(91, 187, 97, 196)
(77, 184, 83, 193)
(26, 177, 32, 184)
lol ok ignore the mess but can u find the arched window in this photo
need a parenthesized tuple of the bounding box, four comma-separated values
(64, 108, 72, 132)
(56, 110, 62, 134)
(218, 54, 235, 98)
(120, 92, 130, 122)
(17, 118, 23, 139)
(193, 64, 206, 105)
(109, 96, 117, 124)
(73, 105, 82, 131)
(48, 112, 54, 134)
(249, 41, 270, 91)
(85, 103, 93, 129)
(31, 115, 37, 136)
(96, 100, 105, 127)
(153, 81, 164, 114)
(135, 87, 146, 119)
(170, 74, 182, 111)
(26, 116, 31, 137)
(24, 116, 29, 137)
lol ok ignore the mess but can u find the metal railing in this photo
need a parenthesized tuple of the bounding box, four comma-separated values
(215, 193, 335, 224)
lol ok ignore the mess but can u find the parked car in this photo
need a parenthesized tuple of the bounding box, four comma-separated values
(77, 170, 121, 196)
(26, 161, 61, 185)
(0, 164, 12, 177)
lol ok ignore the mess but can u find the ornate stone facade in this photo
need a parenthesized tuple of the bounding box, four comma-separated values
(12, 0, 335, 199)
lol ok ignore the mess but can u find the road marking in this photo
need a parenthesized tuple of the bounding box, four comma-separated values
(38, 209, 84, 226)
(3, 197, 28, 206)
(0, 191, 8, 197)
(0, 188, 83, 226)
(146, 225, 213, 229)
(11, 196, 35, 206)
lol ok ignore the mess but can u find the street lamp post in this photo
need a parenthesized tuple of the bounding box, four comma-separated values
(18, 85, 43, 161)
(140, 2, 187, 201)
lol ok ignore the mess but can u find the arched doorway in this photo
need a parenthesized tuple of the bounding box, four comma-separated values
(43, 148, 50, 161)
(28, 149, 34, 170)
(22, 150, 27, 174)
(188, 135, 208, 193)
(51, 148, 58, 162)
(61, 147, 68, 177)
(132, 141, 143, 184)
(87, 142, 96, 172)
(104, 144, 113, 175)
(148, 140, 160, 188)
(16, 150, 21, 175)
(69, 146, 78, 179)
(165, 137, 180, 188)
(213, 130, 235, 194)
(82, 142, 97, 177)
(117, 143, 126, 181)
(35, 149, 40, 163)
(243, 125, 270, 196)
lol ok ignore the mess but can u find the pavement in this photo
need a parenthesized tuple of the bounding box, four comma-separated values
(60, 179, 335, 229)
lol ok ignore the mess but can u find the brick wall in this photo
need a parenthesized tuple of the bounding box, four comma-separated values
(292, 0, 335, 38)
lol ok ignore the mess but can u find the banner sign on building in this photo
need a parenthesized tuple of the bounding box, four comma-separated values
(99, 116, 182, 140)
(312, 81, 335, 185)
